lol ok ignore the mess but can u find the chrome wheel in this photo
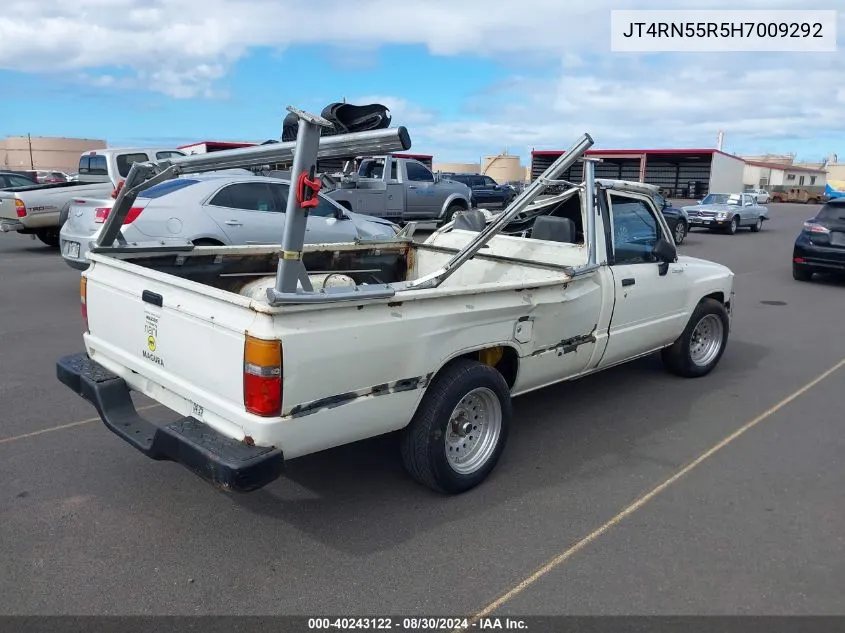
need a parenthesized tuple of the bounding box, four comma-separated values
(689, 314, 724, 367)
(674, 221, 686, 244)
(445, 387, 502, 475)
(728, 217, 739, 234)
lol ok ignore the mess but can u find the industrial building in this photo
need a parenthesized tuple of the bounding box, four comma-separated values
(530, 148, 746, 199)
(1, 136, 106, 173)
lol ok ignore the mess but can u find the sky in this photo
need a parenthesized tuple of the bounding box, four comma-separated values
(0, 0, 843, 165)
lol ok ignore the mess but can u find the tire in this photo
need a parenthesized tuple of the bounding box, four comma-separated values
(661, 298, 730, 378)
(58, 201, 71, 228)
(792, 264, 814, 282)
(725, 216, 740, 235)
(749, 217, 763, 233)
(441, 202, 466, 226)
(35, 228, 60, 248)
(400, 358, 512, 494)
(673, 220, 687, 245)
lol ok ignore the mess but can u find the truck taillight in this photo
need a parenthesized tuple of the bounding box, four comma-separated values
(15, 199, 26, 217)
(94, 207, 144, 224)
(80, 276, 89, 332)
(243, 335, 282, 417)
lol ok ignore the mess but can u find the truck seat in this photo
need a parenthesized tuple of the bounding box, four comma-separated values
(531, 215, 576, 243)
(453, 209, 486, 232)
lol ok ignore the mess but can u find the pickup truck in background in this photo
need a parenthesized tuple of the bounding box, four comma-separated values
(319, 155, 472, 224)
(0, 147, 184, 246)
(56, 125, 735, 497)
(441, 172, 517, 209)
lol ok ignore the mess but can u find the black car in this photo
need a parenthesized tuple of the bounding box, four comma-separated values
(441, 173, 516, 208)
(792, 198, 845, 281)
(654, 191, 689, 245)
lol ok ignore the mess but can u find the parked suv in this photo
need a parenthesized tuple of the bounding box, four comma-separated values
(442, 173, 516, 208)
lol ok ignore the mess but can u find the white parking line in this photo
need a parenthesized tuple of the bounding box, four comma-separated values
(0, 404, 161, 446)
(459, 355, 845, 628)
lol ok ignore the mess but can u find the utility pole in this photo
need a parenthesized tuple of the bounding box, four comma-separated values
(27, 133, 34, 168)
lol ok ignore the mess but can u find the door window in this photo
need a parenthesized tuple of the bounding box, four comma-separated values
(482, 176, 498, 187)
(209, 182, 279, 212)
(406, 161, 434, 182)
(116, 153, 150, 177)
(269, 184, 338, 218)
(5, 175, 35, 187)
(610, 195, 661, 265)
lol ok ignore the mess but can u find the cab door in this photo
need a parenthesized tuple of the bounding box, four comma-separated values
(598, 191, 691, 368)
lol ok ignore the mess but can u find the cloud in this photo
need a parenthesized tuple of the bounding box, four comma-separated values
(3, 0, 841, 97)
(1, 0, 843, 160)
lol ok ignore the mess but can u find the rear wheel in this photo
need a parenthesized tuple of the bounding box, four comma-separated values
(673, 220, 687, 245)
(750, 217, 763, 232)
(662, 298, 730, 378)
(400, 359, 511, 494)
(792, 264, 814, 282)
(35, 228, 60, 248)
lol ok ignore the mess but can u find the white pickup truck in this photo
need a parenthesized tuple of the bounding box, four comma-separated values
(0, 147, 184, 246)
(56, 115, 735, 495)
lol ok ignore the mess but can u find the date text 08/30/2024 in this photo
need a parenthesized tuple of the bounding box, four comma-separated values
(307, 617, 528, 630)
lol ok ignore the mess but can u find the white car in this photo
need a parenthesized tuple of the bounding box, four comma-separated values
(59, 173, 401, 270)
(749, 189, 770, 204)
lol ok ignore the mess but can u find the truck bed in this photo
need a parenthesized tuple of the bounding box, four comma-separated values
(106, 230, 586, 306)
(74, 232, 591, 462)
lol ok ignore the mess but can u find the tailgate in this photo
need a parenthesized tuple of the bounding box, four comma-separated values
(83, 258, 262, 424)
(0, 193, 20, 221)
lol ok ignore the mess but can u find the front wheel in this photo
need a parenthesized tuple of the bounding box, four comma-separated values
(662, 298, 730, 378)
(440, 202, 466, 226)
(400, 359, 512, 494)
(725, 216, 740, 235)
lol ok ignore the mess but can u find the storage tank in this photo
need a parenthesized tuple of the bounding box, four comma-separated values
(481, 152, 525, 183)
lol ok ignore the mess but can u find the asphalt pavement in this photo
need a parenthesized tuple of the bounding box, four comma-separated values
(0, 203, 843, 618)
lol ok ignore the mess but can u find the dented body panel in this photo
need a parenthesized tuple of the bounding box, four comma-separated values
(63, 173, 735, 486)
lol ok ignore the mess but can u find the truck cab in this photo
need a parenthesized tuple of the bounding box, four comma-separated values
(77, 148, 187, 186)
(325, 155, 471, 223)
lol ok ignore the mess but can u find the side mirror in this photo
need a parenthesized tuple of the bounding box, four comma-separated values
(652, 238, 677, 276)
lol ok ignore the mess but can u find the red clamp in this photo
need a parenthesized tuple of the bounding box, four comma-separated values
(296, 171, 321, 209)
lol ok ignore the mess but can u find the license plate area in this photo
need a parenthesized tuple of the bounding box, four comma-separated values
(830, 231, 845, 247)
(63, 241, 80, 258)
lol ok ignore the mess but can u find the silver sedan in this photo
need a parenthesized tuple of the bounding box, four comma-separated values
(59, 173, 400, 270)
(682, 192, 769, 235)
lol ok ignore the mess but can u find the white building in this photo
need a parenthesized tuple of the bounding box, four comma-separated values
(743, 160, 827, 191)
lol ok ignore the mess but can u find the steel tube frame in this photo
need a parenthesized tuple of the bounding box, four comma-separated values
(406, 133, 594, 289)
(94, 119, 412, 249)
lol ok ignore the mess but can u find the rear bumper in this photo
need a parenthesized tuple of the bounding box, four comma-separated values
(793, 239, 845, 271)
(56, 352, 285, 492)
(0, 219, 25, 233)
